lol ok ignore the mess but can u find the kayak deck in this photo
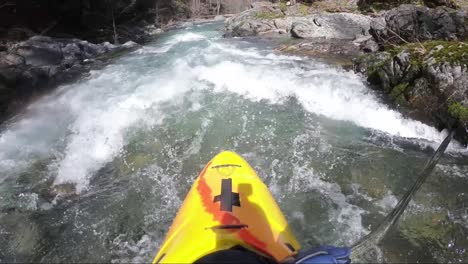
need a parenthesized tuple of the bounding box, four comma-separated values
(153, 151, 300, 263)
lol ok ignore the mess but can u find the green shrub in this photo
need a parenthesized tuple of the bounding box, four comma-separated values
(448, 102, 468, 121)
(278, 1, 288, 12)
(298, 4, 309, 15)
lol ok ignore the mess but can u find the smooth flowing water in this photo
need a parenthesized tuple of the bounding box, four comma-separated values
(0, 22, 467, 263)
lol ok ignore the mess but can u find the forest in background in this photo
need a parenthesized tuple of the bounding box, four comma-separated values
(0, 0, 251, 45)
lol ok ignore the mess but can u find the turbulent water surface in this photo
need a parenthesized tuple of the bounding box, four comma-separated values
(1, 22, 467, 263)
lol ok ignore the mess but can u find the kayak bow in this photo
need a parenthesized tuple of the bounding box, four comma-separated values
(153, 151, 300, 263)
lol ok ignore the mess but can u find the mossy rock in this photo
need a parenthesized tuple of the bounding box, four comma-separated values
(278, 1, 288, 12)
(390, 82, 409, 98)
(354, 52, 392, 88)
(448, 102, 468, 121)
(357, 0, 425, 12)
(389, 41, 468, 65)
(310, 0, 360, 13)
(355, 40, 468, 145)
(298, 4, 309, 16)
(255, 11, 285, 20)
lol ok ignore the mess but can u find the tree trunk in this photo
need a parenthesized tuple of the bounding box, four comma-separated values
(216, 0, 220, 15)
(40, 19, 58, 35)
(112, 8, 119, 44)
(155, 0, 159, 24)
(192, 0, 196, 16)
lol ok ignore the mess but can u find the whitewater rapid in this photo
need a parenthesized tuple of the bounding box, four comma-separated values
(1, 21, 467, 263)
(0, 25, 459, 193)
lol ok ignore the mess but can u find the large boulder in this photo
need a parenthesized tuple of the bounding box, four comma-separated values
(370, 5, 467, 46)
(11, 36, 111, 67)
(224, 3, 283, 37)
(225, 2, 371, 40)
(290, 13, 370, 39)
(0, 35, 140, 123)
(354, 41, 468, 145)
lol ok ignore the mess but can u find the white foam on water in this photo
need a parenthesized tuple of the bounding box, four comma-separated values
(136, 32, 207, 55)
(193, 59, 451, 144)
(184, 116, 213, 157)
(111, 234, 156, 263)
(290, 163, 369, 246)
(376, 191, 399, 213)
(209, 42, 304, 62)
(288, 133, 370, 245)
(53, 60, 196, 193)
(436, 164, 468, 178)
(110, 165, 183, 263)
(17, 192, 39, 211)
(0, 24, 465, 196)
(168, 32, 206, 43)
(349, 183, 374, 202)
(0, 56, 197, 193)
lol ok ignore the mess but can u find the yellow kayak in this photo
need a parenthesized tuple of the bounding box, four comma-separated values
(153, 151, 300, 263)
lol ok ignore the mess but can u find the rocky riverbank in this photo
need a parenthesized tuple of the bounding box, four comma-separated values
(224, 1, 468, 145)
(224, 1, 374, 60)
(0, 0, 192, 124)
(0, 36, 145, 124)
(355, 4, 467, 145)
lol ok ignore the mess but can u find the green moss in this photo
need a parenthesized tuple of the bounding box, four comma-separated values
(448, 102, 468, 121)
(358, 0, 428, 12)
(357, 53, 389, 76)
(255, 11, 284, 20)
(389, 41, 468, 65)
(298, 4, 309, 16)
(425, 41, 468, 64)
(390, 83, 410, 105)
(278, 1, 288, 12)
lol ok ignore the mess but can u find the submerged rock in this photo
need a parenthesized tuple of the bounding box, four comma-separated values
(0, 213, 41, 262)
(399, 210, 466, 263)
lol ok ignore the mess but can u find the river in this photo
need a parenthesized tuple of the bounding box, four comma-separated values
(0, 22, 467, 263)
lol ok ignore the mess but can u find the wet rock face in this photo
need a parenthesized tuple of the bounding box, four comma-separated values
(0, 36, 139, 122)
(354, 42, 468, 145)
(370, 5, 467, 46)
